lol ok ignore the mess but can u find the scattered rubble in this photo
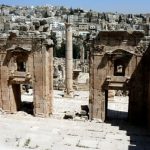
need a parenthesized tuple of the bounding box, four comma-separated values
(64, 105, 89, 121)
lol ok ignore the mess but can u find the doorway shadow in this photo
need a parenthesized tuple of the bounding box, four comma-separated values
(12, 84, 34, 115)
(21, 101, 34, 115)
(107, 109, 128, 120)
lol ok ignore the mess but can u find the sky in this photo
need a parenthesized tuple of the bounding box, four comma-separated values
(0, 0, 150, 14)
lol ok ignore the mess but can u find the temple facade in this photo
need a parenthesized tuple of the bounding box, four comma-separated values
(89, 30, 150, 126)
(0, 33, 53, 117)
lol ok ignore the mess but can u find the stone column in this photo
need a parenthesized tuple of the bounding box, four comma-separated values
(65, 23, 73, 97)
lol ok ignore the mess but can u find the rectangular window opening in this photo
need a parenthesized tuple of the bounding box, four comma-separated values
(17, 61, 26, 72)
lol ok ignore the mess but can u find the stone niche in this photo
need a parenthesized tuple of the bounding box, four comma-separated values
(89, 30, 149, 125)
(0, 33, 53, 117)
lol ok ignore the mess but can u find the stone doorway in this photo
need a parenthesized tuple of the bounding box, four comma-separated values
(89, 30, 150, 126)
(105, 89, 129, 121)
(0, 34, 53, 117)
(12, 83, 34, 115)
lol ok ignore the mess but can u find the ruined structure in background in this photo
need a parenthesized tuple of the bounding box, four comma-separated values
(0, 32, 53, 117)
(53, 57, 89, 91)
(89, 30, 150, 126)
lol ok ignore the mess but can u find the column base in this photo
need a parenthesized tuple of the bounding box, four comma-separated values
(34, 101, 52, 117)
(64, 89, 74, 98)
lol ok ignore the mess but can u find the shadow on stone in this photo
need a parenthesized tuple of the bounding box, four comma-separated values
(21, 102, 34, 115)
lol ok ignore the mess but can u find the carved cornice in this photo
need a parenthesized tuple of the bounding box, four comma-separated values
(6, 45, 31, 52)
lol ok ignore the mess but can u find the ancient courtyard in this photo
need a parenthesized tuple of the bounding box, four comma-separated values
(0, 1, 150, 150)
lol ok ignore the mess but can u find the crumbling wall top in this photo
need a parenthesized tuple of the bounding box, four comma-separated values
(91, 30, 146, 56)
(96, 30, 145, 41)
(0, 31, 54, 52)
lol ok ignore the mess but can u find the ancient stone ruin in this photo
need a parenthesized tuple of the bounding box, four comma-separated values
(0, 32, 53, 117)
(1, 27, 150, 129)
(89, 30, 150, 127)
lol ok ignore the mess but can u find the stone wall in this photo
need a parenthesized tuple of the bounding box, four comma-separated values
(142, 46, 150, 128)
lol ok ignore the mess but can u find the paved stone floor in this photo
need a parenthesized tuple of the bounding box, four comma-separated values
(0, 116, 150, 150)
(0, 90, 150, 150)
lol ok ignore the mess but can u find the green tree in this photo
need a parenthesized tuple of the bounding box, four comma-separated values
(54, 40, 80, 59)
